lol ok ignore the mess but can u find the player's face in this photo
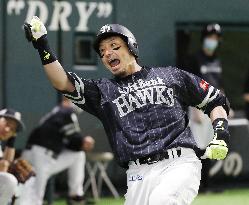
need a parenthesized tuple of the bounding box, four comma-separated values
(99, 36, 136, 77)
(0, 117, 17, 140)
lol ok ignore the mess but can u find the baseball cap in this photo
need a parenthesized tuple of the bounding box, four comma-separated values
(201, 23, 222, 41)
(0, 109, 25, 132)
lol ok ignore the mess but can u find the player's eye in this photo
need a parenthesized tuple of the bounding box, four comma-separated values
(111, 43, 121, 50)
(113, 46, 121, 50)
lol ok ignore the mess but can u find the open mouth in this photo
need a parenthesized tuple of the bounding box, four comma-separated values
(109, 59, 120, 68)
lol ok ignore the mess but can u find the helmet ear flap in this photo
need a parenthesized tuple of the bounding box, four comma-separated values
(127, 37, 139, 58)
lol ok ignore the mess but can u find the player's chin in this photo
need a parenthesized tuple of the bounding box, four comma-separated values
(110, 65, 121, 75)
(112, 68, 126, 77)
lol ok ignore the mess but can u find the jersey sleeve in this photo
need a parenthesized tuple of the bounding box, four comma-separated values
(61, 72, 102, 117)
(178, 68, 230, 116)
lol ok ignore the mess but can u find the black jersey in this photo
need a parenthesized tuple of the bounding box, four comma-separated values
(62, 66, 227, 167)
(26, 106, 83, 154)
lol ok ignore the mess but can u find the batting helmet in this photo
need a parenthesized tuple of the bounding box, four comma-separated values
(93, 24, 139, 58)
(201, 23, 222, 41)
(0, 109, 25, 132)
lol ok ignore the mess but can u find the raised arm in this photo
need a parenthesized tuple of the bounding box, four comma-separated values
(44, 61, 74, 92)
(23, 16, 74, 92)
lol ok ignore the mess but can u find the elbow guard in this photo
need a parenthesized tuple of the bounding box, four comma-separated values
(205, 94, 230, 117)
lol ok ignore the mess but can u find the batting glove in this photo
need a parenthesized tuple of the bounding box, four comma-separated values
(203, 118, 230, 160)
(23, 16, 57, 65)
(23, 16, 47, 41)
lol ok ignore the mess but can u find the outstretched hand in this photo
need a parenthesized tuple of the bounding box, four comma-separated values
(23, 16, 47, 42)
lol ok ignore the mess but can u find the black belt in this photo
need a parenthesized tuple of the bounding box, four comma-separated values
(133, 149, 182, 165)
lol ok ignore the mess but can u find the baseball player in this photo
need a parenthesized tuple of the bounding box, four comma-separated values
(16, 96, 94, 205)
(0, 108, 25, 205)
(23, 17, 230, 205)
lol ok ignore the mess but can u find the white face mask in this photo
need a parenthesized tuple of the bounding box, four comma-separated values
(203, 38, 218, 53)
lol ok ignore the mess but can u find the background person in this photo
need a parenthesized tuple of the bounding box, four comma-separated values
(0, 108, 25, 205)
(188, 23, 223, 88)
(17, 96, 95, 205)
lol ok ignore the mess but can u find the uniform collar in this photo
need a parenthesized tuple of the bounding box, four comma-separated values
(113, 66, 149, 81)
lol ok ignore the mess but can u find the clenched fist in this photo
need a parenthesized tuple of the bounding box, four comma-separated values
(204, 136, 228, 160)
(23, 16, 57, 65)
(23, 16, 47, 41)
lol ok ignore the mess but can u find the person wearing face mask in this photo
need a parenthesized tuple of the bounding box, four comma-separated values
(187, 23, 224, 193)
(200, 24, 222, 89)
(16, 96, 95, 205)
(188, 23, 222, 88)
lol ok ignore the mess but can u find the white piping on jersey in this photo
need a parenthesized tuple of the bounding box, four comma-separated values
(208, 89, 220, 103)
(64, 74, 85, 105)
(60, 114, 81, 136)
(197, 86, 220, 109)
(197, 86, 214, 108)
(61, 123, 80, 135)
